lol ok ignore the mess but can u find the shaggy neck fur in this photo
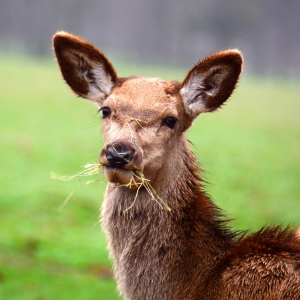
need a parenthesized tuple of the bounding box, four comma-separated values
(101, 136, 235, 300)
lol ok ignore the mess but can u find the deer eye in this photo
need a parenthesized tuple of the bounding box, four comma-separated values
(99, 107, 111, 118)
(162, 117, 178, 129)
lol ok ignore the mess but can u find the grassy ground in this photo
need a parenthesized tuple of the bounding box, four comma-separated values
(0, 55, 299, 299)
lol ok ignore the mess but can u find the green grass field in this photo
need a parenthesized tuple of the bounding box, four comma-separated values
(0, 55, 299, 299)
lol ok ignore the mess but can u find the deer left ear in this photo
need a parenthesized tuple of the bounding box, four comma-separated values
(180, 50, 243, 119)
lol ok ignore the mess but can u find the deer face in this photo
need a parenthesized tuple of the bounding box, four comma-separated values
(98, 77, 187, 186)
(53, 32, 242, 188)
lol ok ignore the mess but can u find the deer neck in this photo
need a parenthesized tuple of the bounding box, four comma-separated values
(101, 136, 234, 299)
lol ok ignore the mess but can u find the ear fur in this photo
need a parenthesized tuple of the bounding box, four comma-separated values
(53, 31, 118, 103)
(180, 50, 243, 119)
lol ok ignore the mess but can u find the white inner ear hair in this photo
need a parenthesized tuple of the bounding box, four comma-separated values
(180, 74, 210, 118)
(65, 51, 114, 103)
(87, 61, 114, 102)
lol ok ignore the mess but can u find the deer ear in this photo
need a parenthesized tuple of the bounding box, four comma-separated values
(53, 31, 118, 103)
(180, 50, 243, 119)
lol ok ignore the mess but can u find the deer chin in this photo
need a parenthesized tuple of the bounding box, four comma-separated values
(104, 166, 138, 189)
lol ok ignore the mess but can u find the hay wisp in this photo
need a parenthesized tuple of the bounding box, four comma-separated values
(51, 163, 104, 210)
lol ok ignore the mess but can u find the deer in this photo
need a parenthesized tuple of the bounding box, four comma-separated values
(53, 32, 300, 300)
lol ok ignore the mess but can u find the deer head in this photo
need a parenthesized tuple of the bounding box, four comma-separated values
(53, 32, 242, 191)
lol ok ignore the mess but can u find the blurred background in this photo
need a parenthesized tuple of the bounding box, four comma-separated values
(1, 0, 300, 77)
(1, 1, 299, 299)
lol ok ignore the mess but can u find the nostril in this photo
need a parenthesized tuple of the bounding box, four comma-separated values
(122, 150, 133, 162)
(106, 145, 134, 168)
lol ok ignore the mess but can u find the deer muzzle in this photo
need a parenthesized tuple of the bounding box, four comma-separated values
(100, 142, 139, 187)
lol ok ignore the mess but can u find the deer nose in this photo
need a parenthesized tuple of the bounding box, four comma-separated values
(106, 144, 134, 168)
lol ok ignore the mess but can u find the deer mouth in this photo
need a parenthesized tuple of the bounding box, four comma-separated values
(103, 165, 147, 190)
(103, 165, 139, 188)
(100, 142, 142, 188)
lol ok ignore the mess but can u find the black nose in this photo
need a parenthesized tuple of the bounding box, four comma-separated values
(106, 144, 134, 168)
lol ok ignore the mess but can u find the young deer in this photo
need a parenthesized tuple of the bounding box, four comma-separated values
(53, 32, 300, 300)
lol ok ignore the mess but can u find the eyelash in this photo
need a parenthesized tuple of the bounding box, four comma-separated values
(99, 107, 111, 118)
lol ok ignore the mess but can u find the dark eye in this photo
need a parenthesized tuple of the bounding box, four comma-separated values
(163, 117, 178, 129)
(99, 107, 111, 118)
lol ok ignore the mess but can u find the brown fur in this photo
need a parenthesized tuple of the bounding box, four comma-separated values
(53, 32, 300, 300)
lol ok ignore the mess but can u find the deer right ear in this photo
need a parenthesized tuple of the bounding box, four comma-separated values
(53, 32, 118, 103)
(180, 50, 243, 120)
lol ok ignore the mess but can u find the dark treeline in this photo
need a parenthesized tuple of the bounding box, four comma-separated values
(1, 0, 299, 77)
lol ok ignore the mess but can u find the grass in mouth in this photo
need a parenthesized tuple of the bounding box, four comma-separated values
(122, 170, 171, 211)
(51, 163, 171, 212)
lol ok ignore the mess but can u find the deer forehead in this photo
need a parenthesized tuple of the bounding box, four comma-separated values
(103, 77, 184, 122)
